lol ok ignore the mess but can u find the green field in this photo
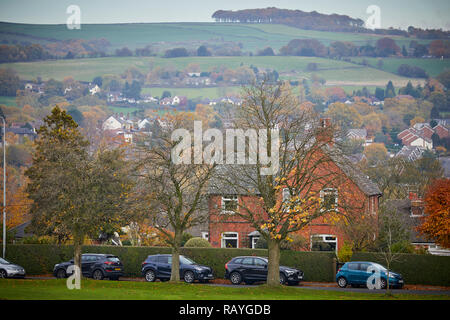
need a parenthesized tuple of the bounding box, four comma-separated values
(0, 96, 17, 107)
(350, 57, 450, 77)
(2, 56, 419, 88)
(0, 22, 424, 53)
(0, 279, 448, 300)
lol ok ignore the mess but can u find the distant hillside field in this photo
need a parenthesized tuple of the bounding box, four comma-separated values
(0, 56, 428, 86)
(0, 22, 427, 53)
(2, 56, 426, 88)
(349, 57, 450, 77)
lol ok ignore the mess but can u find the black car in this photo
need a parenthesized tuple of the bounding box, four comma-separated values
(53, 254, 124, 280)
(141, 254, 214, 283)
(225, 256, 303, 285)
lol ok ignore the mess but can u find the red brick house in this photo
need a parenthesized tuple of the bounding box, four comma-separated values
(206, 149, 382, 253)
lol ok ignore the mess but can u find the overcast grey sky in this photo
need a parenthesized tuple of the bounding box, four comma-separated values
(0, 0, 449, 30)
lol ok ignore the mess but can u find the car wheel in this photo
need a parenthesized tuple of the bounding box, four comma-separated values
(183, 271, 195, 284)
(337, 277, 348, 288)
(0, 269, 7, 278)
(279, 273, 287, 285)
(92, 269, 104, 280)
(56, 269, 66, 279)
(380, 278, 387, 289)
(229, 272, 242, 285)
(144, 270, 156, 282)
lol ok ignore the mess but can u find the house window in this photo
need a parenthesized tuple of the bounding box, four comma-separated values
(311, 234, 337, 253)
(221, 232, 239, 248)
(221, 195, 238, 214)
(320, 188, 338, 212)
(282, 188, 291, 202)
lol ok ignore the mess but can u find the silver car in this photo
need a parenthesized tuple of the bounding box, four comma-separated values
(0, 257, 26, 278)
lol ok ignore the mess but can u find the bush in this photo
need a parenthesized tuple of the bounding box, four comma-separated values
(351, 252, 450, 286)
(184, 237, 211, 248)
(397, 64, 429, 78)
(164, 47, 189, 58)
(337, 242, 353, 263)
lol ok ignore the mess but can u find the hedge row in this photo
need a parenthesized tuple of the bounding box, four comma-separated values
(5, 244, 336, 282)
(351, 252, 450, 286)
(8, 245, 449, 285)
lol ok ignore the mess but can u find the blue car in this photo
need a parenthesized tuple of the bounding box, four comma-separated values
(141, 254, 214, 283)
(336, 261, 404, 289)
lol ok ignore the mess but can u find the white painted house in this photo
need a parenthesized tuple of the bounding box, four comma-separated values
(102, 116, 122, 131)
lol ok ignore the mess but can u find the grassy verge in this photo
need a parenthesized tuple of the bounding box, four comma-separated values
(0, 279, 448, 300)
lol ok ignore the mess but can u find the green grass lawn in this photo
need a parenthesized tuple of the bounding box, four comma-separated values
(0, 279, 448, 300)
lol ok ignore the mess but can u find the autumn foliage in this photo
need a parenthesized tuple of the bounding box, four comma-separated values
(418, 179, 450, 248)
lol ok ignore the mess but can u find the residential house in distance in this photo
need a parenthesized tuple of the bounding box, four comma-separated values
(206, 142, 382, 252)
(397, 122, 449, 150)
(102, 116, 123, 131)
(5, 127, 37, 143)
(395, 145, 426, 161)
(89, 84, 101, 95)
(385, 194, 450, 256)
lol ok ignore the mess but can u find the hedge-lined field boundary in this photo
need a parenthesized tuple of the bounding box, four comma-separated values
(5, 244, 335, 281)
(5, 245, 450, 285)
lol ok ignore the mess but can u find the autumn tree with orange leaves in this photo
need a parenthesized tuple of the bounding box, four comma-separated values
(418, 178, 450, 248)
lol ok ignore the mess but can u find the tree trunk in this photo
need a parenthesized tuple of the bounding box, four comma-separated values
(170, 231, 182, 282)
(73, 233, 83, 278)
(267, 238, 280, 286)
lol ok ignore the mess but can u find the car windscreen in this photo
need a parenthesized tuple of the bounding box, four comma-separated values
(0, 258, 9, 264)
(372, 263, 387, 272)
(180, 256, 195, 265)
(106, 256, 120, 263)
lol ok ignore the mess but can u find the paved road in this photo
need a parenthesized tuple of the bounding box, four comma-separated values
(22, 276, 450, 296)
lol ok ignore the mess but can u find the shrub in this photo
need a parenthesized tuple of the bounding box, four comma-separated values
(397, 64, 429, 78)
(181, 232, 194, 246)
(337, 241, 353, 262)
(184, 237, 211, 248)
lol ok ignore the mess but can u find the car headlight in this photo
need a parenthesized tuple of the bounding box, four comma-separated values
(285, 270, 296, 276)
(194, 267, 203, 271)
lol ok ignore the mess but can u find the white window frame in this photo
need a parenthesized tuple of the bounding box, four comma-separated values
(251, 236, 260, 249)
(282, 188, 291, 202)
(320, 188, 338, 212)
(221, 232, 239, 248)
(201, 232, 209, 241)
(221, 195, 238, 214)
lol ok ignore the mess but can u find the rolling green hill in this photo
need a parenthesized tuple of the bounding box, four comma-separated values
(0, 22, 427, 53)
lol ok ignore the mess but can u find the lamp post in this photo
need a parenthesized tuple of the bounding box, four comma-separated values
(1, 116, 5, 258)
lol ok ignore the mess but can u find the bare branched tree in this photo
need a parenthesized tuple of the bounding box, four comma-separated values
(134, 114, 216, 282)
(214, 80, 355, 286)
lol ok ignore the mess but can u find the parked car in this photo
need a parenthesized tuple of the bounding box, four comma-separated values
(141, 254, 214, 283)
(225, 256, 303, 286)
(53, 254, 124, 280)
(336, 261, 404, 289)
(0, 257, 26, 279)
